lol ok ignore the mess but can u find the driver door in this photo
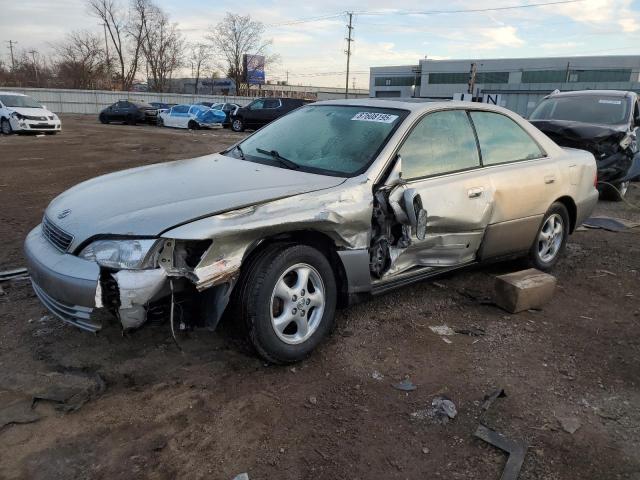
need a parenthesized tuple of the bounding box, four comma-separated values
(382, 109, 494, 275)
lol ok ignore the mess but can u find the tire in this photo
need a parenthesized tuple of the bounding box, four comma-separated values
(99, 113, 109, 124)
(231, 118, 244, 132)
(188, 120, 199, 130)
(126, 115, 136, 126)
(1, 118, 12, 135)
(527, 202, 570, 271)
(236, 244, 337, 364)
(157, 117, 164, 127)
(600, 181, 629, 202)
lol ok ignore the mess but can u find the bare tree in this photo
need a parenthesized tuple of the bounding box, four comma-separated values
(87, 0, 144, 90)
(134, 0, 184, 92)
(190, 43, 211, 94)
(53, 31, 112, 89)
(207, 13, 277, 95)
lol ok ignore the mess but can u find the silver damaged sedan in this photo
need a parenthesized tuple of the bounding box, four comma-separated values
(25, 99, 599, 363)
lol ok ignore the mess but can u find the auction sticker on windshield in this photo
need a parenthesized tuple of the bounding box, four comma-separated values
(598, 99, 622, 105)
(351, 112, 399, 123)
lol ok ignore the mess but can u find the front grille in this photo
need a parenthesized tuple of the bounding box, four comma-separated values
(25, 115, 47, 121)
(42, 216, 74, 252)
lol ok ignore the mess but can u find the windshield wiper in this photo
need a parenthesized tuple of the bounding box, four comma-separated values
(234, 144, 245, 159)
(256, 148, 300, 170)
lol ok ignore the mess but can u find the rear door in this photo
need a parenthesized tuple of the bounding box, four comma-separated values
(468, 110, 560, 259)
(383, 109, 494, 275)
(169, 104, 190, 128)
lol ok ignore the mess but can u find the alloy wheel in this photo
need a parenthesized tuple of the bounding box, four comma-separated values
(537, 213, 564, 263)
(270, 263, 325, 345)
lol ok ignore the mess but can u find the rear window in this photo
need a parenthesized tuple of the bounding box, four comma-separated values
(530, 95, 630, 125)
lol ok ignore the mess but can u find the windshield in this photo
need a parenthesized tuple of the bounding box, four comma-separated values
(0, 94, 42, 108)
(226, 105, 407, 176)
(530, 95, 630, 125)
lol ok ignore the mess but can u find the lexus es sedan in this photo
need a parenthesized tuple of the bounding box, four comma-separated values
(25, 99, 598, 363)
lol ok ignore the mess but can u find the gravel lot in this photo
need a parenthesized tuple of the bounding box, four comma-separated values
(0, 115, 639, 480)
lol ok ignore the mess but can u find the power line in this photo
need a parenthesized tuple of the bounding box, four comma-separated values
(354, 0, 585, 16)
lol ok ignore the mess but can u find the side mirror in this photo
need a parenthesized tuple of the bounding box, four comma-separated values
(403, 189, 428, 240)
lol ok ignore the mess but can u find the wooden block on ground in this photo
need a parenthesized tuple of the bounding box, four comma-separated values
(494, 269, 557, 313)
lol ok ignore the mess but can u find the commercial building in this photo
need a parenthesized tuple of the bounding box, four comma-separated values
(370, 55, 640, 116)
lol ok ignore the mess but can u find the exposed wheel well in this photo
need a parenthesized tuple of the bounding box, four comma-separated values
(554, 196, 577, 233)
(240, 230, 349, 307)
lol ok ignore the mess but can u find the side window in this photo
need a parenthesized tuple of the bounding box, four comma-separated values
(398, 110, 480, 180)
(249, 100, 265, 110)
(264, 99, 281, 109)
(172, 105, 189, 114)
(470, 111, 544, 165)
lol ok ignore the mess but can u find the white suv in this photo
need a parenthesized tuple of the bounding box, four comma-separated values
(0, 92, 61, 134)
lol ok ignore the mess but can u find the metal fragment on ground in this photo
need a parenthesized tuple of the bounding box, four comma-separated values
(481, 388, 507, 413)
(0, 400, 41, 429)
(411, 395, 457, 424)
(454, 326, 486, 337)
(0, 267, 29, 282)
(555, 413, 581, 434)
(474, 425, 528, 480)
(582, 216, 640, 232)
(429, 325, 455, 336)
(392, 378, 417, 392)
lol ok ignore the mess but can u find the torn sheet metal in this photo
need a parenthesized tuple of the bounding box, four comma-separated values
(112, 269, 167, 329)
(474, 425, 528, 480)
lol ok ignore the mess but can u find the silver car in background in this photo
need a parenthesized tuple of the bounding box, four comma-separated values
(24, 99, 598, 363)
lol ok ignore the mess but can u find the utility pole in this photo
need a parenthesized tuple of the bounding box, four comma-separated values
(344, 12, 354, 99)
(564, 61, 570, 83)
(28, 49, 38, 86)
(6, 40, 17, 71)
(468, 62, 477, 98)
(101, 23, 111, 89)
(286, 70, 289, 85)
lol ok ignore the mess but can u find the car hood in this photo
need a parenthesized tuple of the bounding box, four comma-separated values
(8, 106, 53, 116)
(46, 153, 346, 249)
(530, 119, 628, 146)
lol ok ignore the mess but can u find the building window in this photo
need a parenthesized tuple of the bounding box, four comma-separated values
(374, 76, 421, 87)
(521, 70, 567, 83)
(475, 71, 509, 84)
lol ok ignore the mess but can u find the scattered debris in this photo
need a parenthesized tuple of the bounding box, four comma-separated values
(432, 281, 447, 289)
(308, 395, 317, 405)
(481, 388, 506, 413)
(457, 288, 496, 305)
(582, 216, 640, 232)
(0, 267, 29, 282)
(474, 425, 528, 480)
(429, 325, 455, 336)
(411, 396, 457, 424)
(441, 337, 453, 344)
(392, 378, 417, 392)
(555, 413, 581, 434)
(0, 400, 41, 429)
(422, 447, 430, 454)
(371, 370, 384, 381)
(494, 269, 556, 313)
(454, 326, 486, 337)
(232, 473, 250, 480)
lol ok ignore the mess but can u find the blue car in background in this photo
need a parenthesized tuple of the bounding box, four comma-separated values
(157, 104, 226, 129)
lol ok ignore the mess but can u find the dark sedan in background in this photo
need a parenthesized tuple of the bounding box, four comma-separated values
(99, 101, 159, 125)
(229, 97, 311, 132)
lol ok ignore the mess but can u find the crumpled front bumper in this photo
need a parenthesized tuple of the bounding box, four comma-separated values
(24, 226, 101, 331)
(10, 117, 62, 132)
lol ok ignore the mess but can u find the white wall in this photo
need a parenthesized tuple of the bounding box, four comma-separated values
(0, 87, 255, 114)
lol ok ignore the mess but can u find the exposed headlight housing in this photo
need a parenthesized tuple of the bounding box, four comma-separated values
(79, 239, 160, 270)
(11, 112, 25, 120)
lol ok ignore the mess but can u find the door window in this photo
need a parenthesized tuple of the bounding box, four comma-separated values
(264, 99, 281, 109)
(171, 105, 190, 114)
(470, 111, 544, 165)
(249, 100, 265, 110)
(398, 110, 480, 180)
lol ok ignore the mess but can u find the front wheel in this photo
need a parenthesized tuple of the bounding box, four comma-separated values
(527, 202, 569, 271)
(1, 118, 13, 135)
(237, 244, 337, 364)
(188, 120, 199, 130)
(99, 113, 109, 124)
(231, 118, 244, 132)
(157, 117, 164, 127)
(126, 115, 136, 126)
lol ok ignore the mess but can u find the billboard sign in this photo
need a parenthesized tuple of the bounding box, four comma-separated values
(243, 54, 266, 85)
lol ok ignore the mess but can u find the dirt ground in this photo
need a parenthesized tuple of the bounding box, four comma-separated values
(0, 115, 639, 480)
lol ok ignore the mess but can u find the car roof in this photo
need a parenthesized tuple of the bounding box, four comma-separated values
(313, 98, 511, 114)
(547, 89, 635, 99)
(0, 91, 27, 97)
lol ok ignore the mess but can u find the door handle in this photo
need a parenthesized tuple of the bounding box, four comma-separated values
(544, 175, 556, 184)
(467, 187, 484, 198)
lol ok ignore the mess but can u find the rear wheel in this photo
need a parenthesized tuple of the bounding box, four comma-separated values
(126, 114, 136, 126)
(600, 181, 629, 201)
(188, 120, 199, 130)
(99, 113, 109, 124)
(527, 202, 569, 271)
(231, 118, 244, 132)
(236, 244, 337, 364)
(1, 118, 12, 135)
(157, 117, 164, 127)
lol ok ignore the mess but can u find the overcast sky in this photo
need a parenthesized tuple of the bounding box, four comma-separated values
(1, 0, 639, 89)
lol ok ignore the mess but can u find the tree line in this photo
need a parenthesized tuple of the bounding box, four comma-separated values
(0, 0, 277, 94)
